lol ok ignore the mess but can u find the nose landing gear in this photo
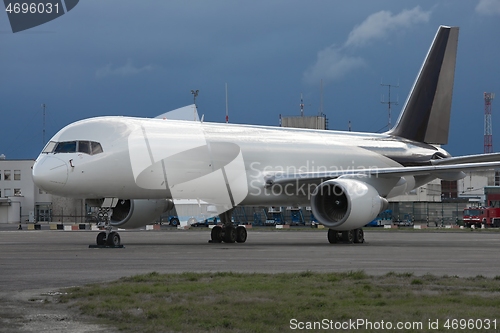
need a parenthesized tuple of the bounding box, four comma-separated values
(90, 207, 123, 248)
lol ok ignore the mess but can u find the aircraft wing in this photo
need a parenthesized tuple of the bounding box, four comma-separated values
(265, 161, 500, 186)
(430, 152, 500, 165)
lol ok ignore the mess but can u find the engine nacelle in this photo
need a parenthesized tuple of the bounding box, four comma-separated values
(311, 179, 388, 231)
(110, 199, 174, 229)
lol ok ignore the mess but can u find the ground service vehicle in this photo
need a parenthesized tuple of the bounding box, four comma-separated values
(463, 207, 500, 228)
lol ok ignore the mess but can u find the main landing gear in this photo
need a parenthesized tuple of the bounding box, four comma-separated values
(91, 208, 123, 248)
(209, 209, 247, 243)
(327, 228, 364, 244)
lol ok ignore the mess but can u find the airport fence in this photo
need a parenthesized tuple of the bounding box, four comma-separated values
(235, 202, 469, 226)
(19, 202, 469, 227)
(387, 201, 468, 225)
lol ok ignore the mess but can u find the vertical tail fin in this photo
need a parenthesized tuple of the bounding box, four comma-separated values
(387, 26, 459, 145)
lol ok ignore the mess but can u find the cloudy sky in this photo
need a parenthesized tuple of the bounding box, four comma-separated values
(1, 0, 499, 159)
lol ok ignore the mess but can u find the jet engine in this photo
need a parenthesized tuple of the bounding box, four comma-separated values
(109, 199, 174, 229)
(311, 179, 388, 231)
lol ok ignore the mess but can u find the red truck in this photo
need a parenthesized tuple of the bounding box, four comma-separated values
(463, 207, 500, 228)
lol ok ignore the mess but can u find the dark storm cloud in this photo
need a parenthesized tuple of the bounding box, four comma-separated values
(0, 0, 499, 159)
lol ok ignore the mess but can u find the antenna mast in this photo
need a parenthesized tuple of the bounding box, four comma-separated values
(319, 79, 323, 116)
(381, 81, 399, 129)
(484, 92, 495, 153)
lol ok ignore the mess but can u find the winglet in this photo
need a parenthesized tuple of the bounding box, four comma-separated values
(387, 26, 459, 145)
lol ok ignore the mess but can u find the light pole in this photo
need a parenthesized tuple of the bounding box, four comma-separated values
(191, 89, 199, 107)
(191, 90, 199, 121)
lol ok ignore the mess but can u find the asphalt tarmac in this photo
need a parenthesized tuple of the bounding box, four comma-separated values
(1, 226, 500, 293)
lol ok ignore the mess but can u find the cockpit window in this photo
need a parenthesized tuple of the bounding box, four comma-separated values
(91, 141, 103, 155)
(78, 141, 91, 154)
(54, 141, 77, 153)
(42, 141, 57, 153)
(44, 140, 104, 155)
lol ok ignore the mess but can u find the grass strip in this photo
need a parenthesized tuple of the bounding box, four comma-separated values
(59, 271, 500, 332)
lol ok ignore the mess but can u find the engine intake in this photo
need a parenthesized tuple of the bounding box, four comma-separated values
(311, 179, 387, 231)
(109, 199, 174, 229)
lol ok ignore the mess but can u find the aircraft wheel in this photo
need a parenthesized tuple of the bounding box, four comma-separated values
(107, 231, 121, 246)
(327, 229, 339, 244)
(342, 230, 354, 243)
(236, 226, 247, 243)
(353, 228, 364, 243)
(96, 232, 106, 246)
(223, 226, 236, 243)
(211, 226, 223, 243)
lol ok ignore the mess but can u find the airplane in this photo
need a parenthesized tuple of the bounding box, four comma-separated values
(32, 25, 500, 247)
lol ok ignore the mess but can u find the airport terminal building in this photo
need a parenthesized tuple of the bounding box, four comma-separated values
(0, 158, 84, 224)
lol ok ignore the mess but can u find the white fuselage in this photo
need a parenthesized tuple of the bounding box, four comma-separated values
(32, 116, 446, 206)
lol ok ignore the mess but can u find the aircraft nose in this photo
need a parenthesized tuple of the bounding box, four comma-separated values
(32, 156, 69, 192)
